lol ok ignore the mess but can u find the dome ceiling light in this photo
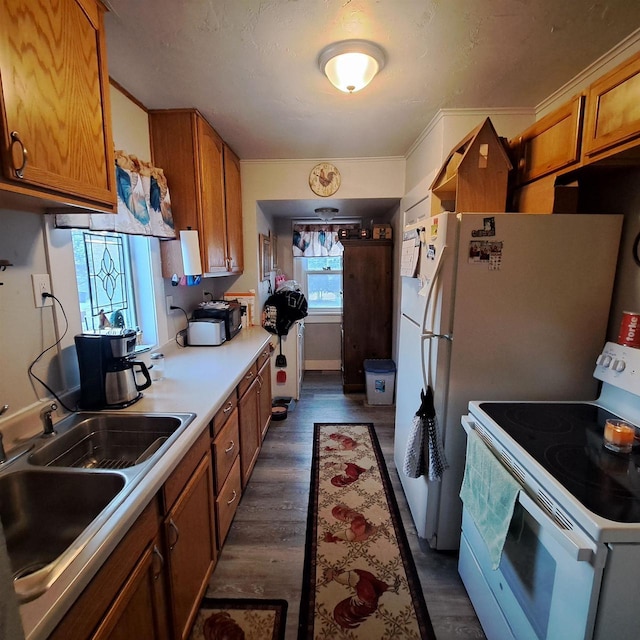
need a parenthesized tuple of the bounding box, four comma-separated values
(318, 40, 386, 93)
(315, 207, 339, 221)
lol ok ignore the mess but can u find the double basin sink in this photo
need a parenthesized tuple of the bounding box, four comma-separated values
(0, 411, 195, 603)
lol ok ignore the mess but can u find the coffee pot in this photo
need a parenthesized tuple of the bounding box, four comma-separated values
(75, 330, 152, 409)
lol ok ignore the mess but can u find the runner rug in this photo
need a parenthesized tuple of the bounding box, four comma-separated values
(298, 423, 436, 639)
(189, 598, 287, 640)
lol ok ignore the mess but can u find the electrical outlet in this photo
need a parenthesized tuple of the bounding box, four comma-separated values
(32, 274, 53, 308)
(166, 295, 174, 314)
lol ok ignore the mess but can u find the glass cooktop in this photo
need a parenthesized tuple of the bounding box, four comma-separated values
(478, 402, 640, 523)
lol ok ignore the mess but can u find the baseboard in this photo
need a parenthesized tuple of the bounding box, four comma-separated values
(305, 359, 341, 371)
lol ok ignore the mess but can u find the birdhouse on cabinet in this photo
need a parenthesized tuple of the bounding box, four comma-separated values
(430, 117, 512, 215)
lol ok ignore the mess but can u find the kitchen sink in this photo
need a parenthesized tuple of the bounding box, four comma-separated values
(29, 413, 189, 469)
(0, 411, 195, 602)
(0, 469, 124, 589)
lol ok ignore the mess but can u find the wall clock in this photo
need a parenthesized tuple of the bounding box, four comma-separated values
(309, 162, 341, 197)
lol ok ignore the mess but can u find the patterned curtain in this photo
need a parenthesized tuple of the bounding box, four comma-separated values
(55, 150, 176, 238)
(292, 224, 356, 257)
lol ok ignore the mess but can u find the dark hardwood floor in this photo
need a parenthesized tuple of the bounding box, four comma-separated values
(206, 371, 485, 639)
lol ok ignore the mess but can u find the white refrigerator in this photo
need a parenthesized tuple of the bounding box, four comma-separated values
(393, 211, 623, 550)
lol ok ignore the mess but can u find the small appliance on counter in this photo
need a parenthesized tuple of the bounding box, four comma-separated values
(187, 318, 226, 346)
(75, 330, 152, 409)
(191, 300, 242, 344)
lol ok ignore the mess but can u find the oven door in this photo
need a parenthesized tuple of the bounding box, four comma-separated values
(460, 486, 603, 640)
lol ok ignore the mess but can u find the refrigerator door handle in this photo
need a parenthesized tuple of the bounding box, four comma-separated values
(420, 245, 448, 335)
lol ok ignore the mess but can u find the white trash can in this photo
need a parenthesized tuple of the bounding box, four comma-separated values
(364, 359, 396, 405)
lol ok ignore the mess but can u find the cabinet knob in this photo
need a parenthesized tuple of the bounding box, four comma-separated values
(10, 132, 28, 179)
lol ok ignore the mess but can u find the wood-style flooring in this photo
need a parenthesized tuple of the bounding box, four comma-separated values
(206, 371, 485, 639)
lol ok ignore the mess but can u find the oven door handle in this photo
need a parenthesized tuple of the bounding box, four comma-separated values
(518, 490, 595, 563)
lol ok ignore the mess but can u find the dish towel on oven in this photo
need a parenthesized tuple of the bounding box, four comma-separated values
(403, 387, 448, 481)
(459, 429, 520, 569)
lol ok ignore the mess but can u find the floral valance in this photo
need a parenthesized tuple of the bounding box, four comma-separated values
(292, 224, 357, 257)
(55, 151, 176, 238)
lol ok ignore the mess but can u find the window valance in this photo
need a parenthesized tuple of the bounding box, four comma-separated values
(55, 150, 176, 239)
(292, 223, 357, 257)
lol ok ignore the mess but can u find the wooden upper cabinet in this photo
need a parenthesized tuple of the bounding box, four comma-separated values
(197, 116, 228, 273)
(223, 145, 244, 273)
(511, 95, 584, 185)
(0, 0, 116, 212)
(583, 51, 640, 161)
(149, 108, 244, 277)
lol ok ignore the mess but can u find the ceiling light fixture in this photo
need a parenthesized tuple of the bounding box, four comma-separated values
(315, 207, 339, 221)
(318, 39, 386, 93)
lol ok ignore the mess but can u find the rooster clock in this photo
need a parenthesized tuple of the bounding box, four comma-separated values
(309, 162, 341, 197)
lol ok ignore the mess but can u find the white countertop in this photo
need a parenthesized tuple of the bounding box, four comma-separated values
(19, 327, 272, 640)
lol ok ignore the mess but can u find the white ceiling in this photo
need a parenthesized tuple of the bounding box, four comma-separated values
(103, 2, 640, 222)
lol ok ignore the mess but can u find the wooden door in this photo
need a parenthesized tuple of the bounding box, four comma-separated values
(92, 540, 169, 640)
(164, 454, 217, 640)
(0, 0, 115, 209)
(238, 377, 260, 487)
(342, 240, 393, 392)
(223, 145, 244, 273)
(258, 358, 272, 440)
(197, 116, 227, 274)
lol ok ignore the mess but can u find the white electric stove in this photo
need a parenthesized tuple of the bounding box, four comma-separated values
(460, 342, 640, 640)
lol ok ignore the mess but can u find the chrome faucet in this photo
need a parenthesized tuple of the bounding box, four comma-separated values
(42, 402, 58, 437)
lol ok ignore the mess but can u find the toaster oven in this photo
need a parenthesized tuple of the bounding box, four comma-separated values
(192, 300, 242, 341)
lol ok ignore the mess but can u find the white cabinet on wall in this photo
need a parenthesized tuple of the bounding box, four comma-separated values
(271, 320, 304, 400)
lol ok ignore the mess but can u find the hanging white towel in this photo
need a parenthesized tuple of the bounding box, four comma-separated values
(403, 413, 427, 478)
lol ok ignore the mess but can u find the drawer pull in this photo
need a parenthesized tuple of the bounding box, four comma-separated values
(223, 401, 233, 414)
(227, 490, 237, 505)
(225, 440, 235, 453)
(245, 371, 254, 380)
(10, 131, 28, 179)
(168, 518, 180, 550)
(152, 545, 164, 580)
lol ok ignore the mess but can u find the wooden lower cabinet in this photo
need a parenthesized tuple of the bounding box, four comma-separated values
(163, 444, 217, 640)
(92, 539, 169, 640)
(239, 375, 261, 488)
(258, 358, 272, 441)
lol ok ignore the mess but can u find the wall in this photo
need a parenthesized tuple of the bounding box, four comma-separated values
(236, 157, 406, 370)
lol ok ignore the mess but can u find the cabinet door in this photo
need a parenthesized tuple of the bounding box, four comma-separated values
(258, 359, 272, 441)
(238, 377, 260, 488)
(165, 454, 217, 640)
(511, 95, 584, 185)
(92, 541, 169, 640)
(197, 116, 228, 274)
(223, 145, 244, 274)
(342, 241, 393, 392)
(0, 0, 115, 210)
(583, 51, 640, 160)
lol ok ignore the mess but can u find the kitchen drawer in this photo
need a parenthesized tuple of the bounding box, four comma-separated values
(211, 389, 238, 437)
(216, 457, 242, 546)
(237, 362, 258, 398)
(212, 408, 240, 492)
(256, 344, 271, 371)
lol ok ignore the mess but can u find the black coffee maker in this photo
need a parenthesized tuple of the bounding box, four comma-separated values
(75, 330, 152, 409)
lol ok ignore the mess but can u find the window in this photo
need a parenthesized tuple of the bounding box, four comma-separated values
(299, 256, 343, 311)
(72, 231, 138, 331)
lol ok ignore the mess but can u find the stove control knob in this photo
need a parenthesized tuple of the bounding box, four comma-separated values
(612, 359, 626, 372)
(597, 354, 613, 367)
